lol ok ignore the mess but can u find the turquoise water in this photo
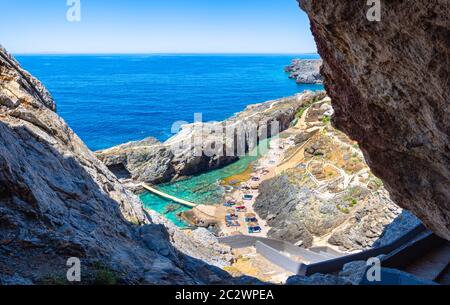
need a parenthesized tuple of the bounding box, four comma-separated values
(140, 139, 269, 227)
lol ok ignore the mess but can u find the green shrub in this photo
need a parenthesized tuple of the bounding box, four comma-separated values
(322, 116, 331, 124)
(340, 207, 350, 214)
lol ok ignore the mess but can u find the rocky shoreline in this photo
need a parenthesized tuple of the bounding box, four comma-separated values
(285, 59, 323, 84)
(170, 96, 423, 282)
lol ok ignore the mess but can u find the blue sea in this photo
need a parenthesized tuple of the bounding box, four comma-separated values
(16, 54, 322, 151)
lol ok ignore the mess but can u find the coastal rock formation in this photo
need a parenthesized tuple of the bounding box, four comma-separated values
(96, 137, 176, 184)
(255, 171, 419, 251)
(285, 59, 323, 84)
(253, 175, 315, 247)
(287, 260, 438, 285)
(96, 91, 326, 185)
(298, 0, 450, 240)
(0, 45, 237, 284)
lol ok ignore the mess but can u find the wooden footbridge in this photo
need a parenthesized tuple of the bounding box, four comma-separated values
(140, 183, 197, 208)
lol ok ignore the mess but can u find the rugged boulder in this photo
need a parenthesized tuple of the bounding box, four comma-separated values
(299, 0, 450, 240)
(0, 45, 235, 284)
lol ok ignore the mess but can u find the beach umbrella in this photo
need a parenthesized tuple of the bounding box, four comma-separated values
(245, 213, 256, 218)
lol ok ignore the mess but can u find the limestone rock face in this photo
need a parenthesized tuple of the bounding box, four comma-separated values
(148, 210, 234, 269)
(254, 175, 316, 247)
(96, 137, 176, 184)
(97, 91, 326, 184)
(299, 0, 450, 239)
(328, 200, 421, 251)
(0, 45, 232, 284)
(0, 49, 55, 111)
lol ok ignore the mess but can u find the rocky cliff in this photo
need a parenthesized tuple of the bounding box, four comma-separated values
(299, 0, 450, 240)
(96, 91, 326, 185)
(285, 59, 323, 84)
(0, 46, 241, 284)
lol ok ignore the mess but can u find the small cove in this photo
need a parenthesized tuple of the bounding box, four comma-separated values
(140, 139, 270, 227)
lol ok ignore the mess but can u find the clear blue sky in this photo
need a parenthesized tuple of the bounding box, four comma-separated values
(0, 0, 316, 54)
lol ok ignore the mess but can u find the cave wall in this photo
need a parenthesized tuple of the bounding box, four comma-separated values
(298, 0, 449, 239)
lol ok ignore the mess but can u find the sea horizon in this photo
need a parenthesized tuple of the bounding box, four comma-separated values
(13, 52, 320, 57)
